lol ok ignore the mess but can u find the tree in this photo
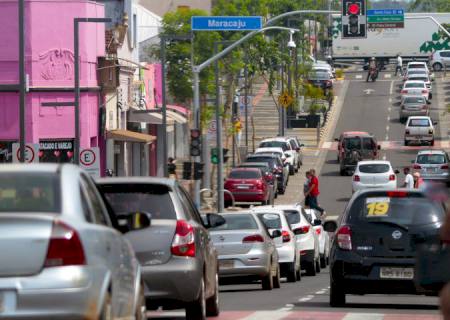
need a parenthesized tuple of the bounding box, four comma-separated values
(409, 0, 450, 12)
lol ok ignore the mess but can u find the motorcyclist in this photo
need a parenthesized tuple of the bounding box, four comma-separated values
(366, 57, 378, 82)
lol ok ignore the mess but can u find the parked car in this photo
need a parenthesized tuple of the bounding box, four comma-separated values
(404, 116, 436, 146)
(401, 80, 431, 100)
(273, 204, 320, 276)
(281, 136, 305, 169)
(224, 168, 272, 207)
(406, 61, 431, 75)
(430, 49, 450, 71)
(255, 146, 287, 163)
(399, 95, 429, 122)
(352, 160, 398, 193)
(308, 70, 333, 92)
(412, 150, 450, 183)
(0, 164, 145, 320)
(407, 74, 432, 90)
(209, 212, 281, 290)
(252, 208, 301, 282)
(335, 131, 381, 175)
(326, 189, 446, 306)
(238, 162, 278, 198)
(245, 154, 289, 194)
(258, 138, 299, 175)
(403, 69, 429, 82)
(304, 208, 330, 268)
(96, 177, 225, 320)
(312, 63, 334, 79)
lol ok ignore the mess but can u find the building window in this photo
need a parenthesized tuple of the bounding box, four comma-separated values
(0, 141, 14, 163)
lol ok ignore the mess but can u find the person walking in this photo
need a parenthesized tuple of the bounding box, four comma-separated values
(401, 167, 414, 189)
(305, 169, 325, 217)
(303, 170, 311, 208)
(168, 157, 178, 179)
(395, 54, 403, 76)
(413, 172, 424, 189)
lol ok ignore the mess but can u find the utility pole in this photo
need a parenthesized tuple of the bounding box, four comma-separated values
(19, 0, 25, 163)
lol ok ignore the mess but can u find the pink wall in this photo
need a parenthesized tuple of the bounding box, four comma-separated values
(143, 63, 156, 109)
(153, 63, 162, 106)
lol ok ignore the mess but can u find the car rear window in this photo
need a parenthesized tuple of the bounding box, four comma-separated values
(211, 214, 258, 231)
(409, 119, 430, 127)
(359, 164, 390, 173)
(344, 137, 362, 149)
(259, 141, 288, 151)
(229, 170, 261, 179)
(409, 77, 428, 82)
(348, 193, 445, 227)
(409, 64, 426, 69)
(283, 210, 301, 224)
(98, 184, 177, 219)
(0, 173, 61, 213)
(257, 213, 282, 229)
(405, 83, 425, 88)
(246, 157, 276, 167)
(404, 96, 425, 104)
(417, 154, 446, 164)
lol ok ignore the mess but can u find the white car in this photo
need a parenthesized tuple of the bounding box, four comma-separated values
(430, 50, 450, 72)
(265, 204, 320, 276)
(252, 208, 301, 282)
(407, 73, 432, 90)
(304, 208, 330, 269)
(352, 160, 397, 193)
(405, 116, 436, 146)
(406, 61, 431, 75)
(312, 64, 334, 79)
(401, 80, 431, 101)
(259, 138, 298, 175)
(255, 147, 286, 162)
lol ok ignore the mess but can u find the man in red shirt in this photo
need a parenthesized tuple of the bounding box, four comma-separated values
(305, 169, 325, 216)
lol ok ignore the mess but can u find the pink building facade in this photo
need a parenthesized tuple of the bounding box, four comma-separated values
(0, 0, 105, 164)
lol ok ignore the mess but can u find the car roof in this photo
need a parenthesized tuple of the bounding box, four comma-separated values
(357, 160, 392, 165)
(404, 80, 426, 84)
(342, 131, 371, 137)
(261, 137, 288, 143)
(257, 204, 301, 211)
(231, 167, 261, 172)
(247, 153, 278, 158)
(417, 149, 446, 155)
(251, 207, 286, 215)
(0, 163, 63, 173)
(408, 116, 431, 120)
(96, 176, 177, 187)
(407, 62, 427, 66)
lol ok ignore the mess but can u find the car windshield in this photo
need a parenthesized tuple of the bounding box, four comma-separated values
(98, 184, 177, 219)
(344, 137, 362, 150)
(259, 141, 288, 151)
(229, 170, 261, 179)
(404, 96, 425, 104)
(0, 173, 61, 213)
(309, 72, 330, 80)
(283, 210, 301, 224)
(246, 157, 276, 167)
(348, 193, 445, 227)
(257, 213, 282, 229)
(409, 77, 428, 82)
(417, 154, 446, 164)
(405, 83, 425, 88)
(211, 214, 258, 231)
(359, 164, 390, 173)
(409, 119, 430, 127)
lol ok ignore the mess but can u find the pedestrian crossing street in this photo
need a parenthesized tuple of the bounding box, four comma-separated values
(147, 310, 442, 319)
(321, 140, 450, 151)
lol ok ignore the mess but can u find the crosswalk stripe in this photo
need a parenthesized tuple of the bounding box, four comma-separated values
(343, 313, 384, 320)
(241, 310, 291, 320)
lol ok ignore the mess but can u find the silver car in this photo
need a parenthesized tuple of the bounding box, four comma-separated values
(209, 212, 281, 290)
(399, 95, 429, 122)
(413, 150, 450, 182)
(0, 164, 144, 320)
(96, 177, 225, 320)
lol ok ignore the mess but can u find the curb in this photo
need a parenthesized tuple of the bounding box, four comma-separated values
(318, 96, 339, 146)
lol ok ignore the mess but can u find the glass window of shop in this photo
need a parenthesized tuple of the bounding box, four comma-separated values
(0, 141, 14, 163)
(39, 140, 74, 163)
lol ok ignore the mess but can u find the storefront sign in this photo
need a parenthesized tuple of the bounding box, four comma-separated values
(40, 141, 73, 150)
(80, 147, 100, 178)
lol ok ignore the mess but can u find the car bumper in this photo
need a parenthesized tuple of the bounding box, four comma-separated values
(142, 256, 203, 307)
(352, 181, 397, 192)
(295, 234, 315, 251)
(405, 135, 433, 142)
(421, 173, 450, 181)
(225, 191, 267, 202)
(400, 110, 429, 118)
(0, 266, 108, 320)
(300, 250, 315, 268)
(217, 253, 271, 278)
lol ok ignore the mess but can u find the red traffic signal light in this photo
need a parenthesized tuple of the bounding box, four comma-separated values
(348, 3, 360, 15)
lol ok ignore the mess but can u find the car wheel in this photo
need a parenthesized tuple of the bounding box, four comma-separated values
(262, 270, 274, 290)
(315, 259, 321, 273)
(431, 139, 435, 146)
(339, 168, 345, 176)
(433, 63, 443, 72)
(330, 280, 346, 307)
(296, 265, 302, 281)
(99, 291, 112, 320)
(135, 285, 146, 320)
(206, 272, 220, 317)
(186, 278, 206, 320)
(306, 261, 316, 276)
(289, 165, 295, 175)
(224, 200, 231, 208)
(273, 265, 281, 289)
(320, 255, 326, 269)
(287, 261, 297, 283)
(404, 140, 408, 146)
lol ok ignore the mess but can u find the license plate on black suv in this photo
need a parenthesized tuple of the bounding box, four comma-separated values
(380, 267, 414, 280)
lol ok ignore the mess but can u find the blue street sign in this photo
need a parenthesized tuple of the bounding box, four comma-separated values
(191, 16, 263, 31)
(367, 9, 404, 16)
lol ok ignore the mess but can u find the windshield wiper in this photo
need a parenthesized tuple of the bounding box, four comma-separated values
(367, 220, 409, 231)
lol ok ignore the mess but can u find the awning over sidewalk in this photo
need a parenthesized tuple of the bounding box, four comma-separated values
(128, 110, 175, 125)
(167, 110, 187, 124)
(106, 130, 156, 143)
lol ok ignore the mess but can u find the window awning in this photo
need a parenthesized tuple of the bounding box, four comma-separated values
(167, 110, 187, 124)
(128, 110, 175, 125)
(106, 130, 156, 143)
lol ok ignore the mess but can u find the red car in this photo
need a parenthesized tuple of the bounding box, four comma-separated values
(224, 168, 271, 207)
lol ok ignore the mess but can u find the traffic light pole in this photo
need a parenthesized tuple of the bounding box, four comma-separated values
(214, 42, 224, 212)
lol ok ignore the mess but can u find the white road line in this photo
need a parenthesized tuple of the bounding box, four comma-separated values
(388, 107, 391, 112)
(386, 125, 390, 132)
(315, 290, 327, 295)
(387, 115, 390, 122)
(356, 75, 363, 79)
(385, 74, 392, 79)
(242, 310, 291, 320)
(343, 313, 384, 320)
(382, 155, 387, 160)
(389, 80, 394, 95)
(389, 98, 392, 103)
(298, 294, 315, 302)
(385, 135, 389, 141)
(322, 141, 332, 149)
(315, 150, 320, 156)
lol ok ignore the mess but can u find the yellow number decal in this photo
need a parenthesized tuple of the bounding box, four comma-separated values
(366, 202, 389, 216)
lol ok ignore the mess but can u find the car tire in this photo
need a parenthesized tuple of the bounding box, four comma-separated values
(339, 168, 345, 176)
(433, 63, 443, 72)
(135, 285, 146, 320)
(262, 270, 274, 290)
(287, 261, 297, 283)
(224, 200, 231, 208)
(296, 266, 302, 281)
(330, 280, 346, 307)
(186, 278, 206, 320)
(306, 261, 316, 276)
(320, 255, 326, 269)
(206, 272, 220, 317)
(289, 165, 295, 175)
(99, 291, 113, 320)
(273, 265, 281, 289)
(315, 259, 321, 273)
(404, 140, 408, 146)
(431, 140, 435, 146)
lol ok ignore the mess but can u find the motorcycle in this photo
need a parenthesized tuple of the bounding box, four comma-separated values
(367, 68, 378, 82)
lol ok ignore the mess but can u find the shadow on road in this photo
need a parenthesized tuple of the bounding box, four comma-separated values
(295, 300, 439, 311)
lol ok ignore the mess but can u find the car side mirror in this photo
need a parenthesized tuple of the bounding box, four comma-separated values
(117, 212, 152, 232)
(323, 221, 338, 233)
(206, 213, 226, 229)
(334, 138, 339, 142)
(433, 121, 438, 126)
(395, 169, 400, 174)
(377, 145, 381, 150)
(271, 229, 282, 238)
(300, 144, 305, 147)
(313, 219, 322, 226)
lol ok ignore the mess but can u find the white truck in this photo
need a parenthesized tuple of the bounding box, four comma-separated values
(331, 13, 450, 64)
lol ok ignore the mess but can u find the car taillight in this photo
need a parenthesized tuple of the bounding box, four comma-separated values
(336, 225, 352, 251)
(171, 220, 195, 257)
(294, 225, 310, 234)
(256, 180, 264, 189)
(401, 90, 407, 94)
(242, 234, 264, 243)
(429, 129, 434, 134)
(442, 165, 449, 169)
(282, 230, 291, 243)
(422, 90, 428, 93)
(422, 105, 427, 110)
(387, 191, 408, 197)
(389, 174, 396, 181)
(44, 221, 86, 267)
(315, 228, 322, 235)
(353, 175, 360, 182)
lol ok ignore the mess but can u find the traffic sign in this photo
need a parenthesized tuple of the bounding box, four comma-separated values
(278, 92, 294, 108)
(191, 16, 262, 31)
(367, 9, 404, 29)
(12, 143, 39, 163)
(80, 147, 100, 178)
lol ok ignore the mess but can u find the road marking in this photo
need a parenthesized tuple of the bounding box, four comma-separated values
(242, 310, 291, 320)
(315, 290, 327, 295)
(388, 107, 391, 112)
(389, 80, 394, 95)
(389, 98, 392, 103)
(364, 89, 374, 95)
(343, 313, 384, 320)
(386, 125, 390, 132)
(315, 150, 320, 156)
(387, 115, 390, 122)
(356, 75, 362, 79)
(298, 294, 315, 302)
(322, 141, 332, 149)
(385, 74, 392, 79)
(382, 155, 387, 160)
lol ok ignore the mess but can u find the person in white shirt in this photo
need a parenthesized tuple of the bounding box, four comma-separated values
(395, 54, 403, 76)
(402, 167, 414, 189)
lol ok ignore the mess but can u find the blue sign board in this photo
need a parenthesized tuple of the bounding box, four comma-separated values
(191, 16, 263, 31)
(367, 9, 404, 16)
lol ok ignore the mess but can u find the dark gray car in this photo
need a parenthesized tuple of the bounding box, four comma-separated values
(96, 177, 225, 320)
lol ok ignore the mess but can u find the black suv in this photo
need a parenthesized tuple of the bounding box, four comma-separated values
(325, 189, 445, 307)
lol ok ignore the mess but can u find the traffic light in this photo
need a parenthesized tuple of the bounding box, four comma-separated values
(342, 0, 366, 38)
(190, 129, 202, 157)
(193, 162, 204, 180)
(182, 161, 192, 180)
(223, 148, 229, 163)
(211, 148, 219, 164)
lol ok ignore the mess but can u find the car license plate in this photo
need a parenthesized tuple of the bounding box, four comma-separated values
(380, 267, 414, 279)
(220, 260, 234, 269)
(237, 185, 250, 189)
